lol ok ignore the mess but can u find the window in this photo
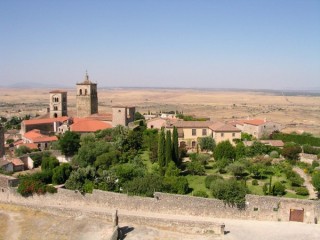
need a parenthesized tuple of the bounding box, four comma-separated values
(192, 129, 196, 136)
(118, 110, 121, 113)
(79, 89, 83, 95)
(202, 129, 207, 136)
(232, 133, 235, 137)
(221, 133, 224, 137)
(54, 106, 58, 111)
(192, 141, 196, 148)
(85, 89, 87, 95)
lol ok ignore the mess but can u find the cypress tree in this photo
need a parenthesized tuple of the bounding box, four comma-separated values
(158, 128, 166, 175)
(172, 126, 179, 165)
(165, 130, 172, 166)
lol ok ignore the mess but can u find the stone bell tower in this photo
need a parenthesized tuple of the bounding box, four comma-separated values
(49, 90, 68, 118)
(76, 71, 98, 117)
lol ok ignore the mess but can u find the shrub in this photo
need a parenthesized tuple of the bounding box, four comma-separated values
(295, 187, 309, 196)
(187, 161, 205, 175)
(163, 176, 189, 194)
(193, 190, 209, 198)
(272, 181, 286, 196)
(252, 179, 258, 185)
(46, 185, 58, 194)
(205, 174, 223, 189)
(270, 151, 279, 158)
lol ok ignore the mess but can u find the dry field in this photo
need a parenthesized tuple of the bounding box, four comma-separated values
(1, 88, 319, 135)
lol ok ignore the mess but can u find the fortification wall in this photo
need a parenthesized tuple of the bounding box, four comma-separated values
(0, 174, 319, 224)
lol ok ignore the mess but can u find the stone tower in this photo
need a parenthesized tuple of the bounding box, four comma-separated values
(76, 72, 98, 117)
(0, 124, 4, 158)
(112, 106, 135, 127)
(49, 90, 68, 118)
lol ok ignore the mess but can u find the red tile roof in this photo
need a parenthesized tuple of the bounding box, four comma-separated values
(11, 158, 24, 166)
(23, 116, 69, 126)
(20, 143, 38, 150)
(209, 122, 241, 132)
(24, 129, 58, 143)
(70, 119, 112, 133)
(85, 113, 112, 122)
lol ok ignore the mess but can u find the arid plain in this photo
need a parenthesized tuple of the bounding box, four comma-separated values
(1, 88, 320, 135)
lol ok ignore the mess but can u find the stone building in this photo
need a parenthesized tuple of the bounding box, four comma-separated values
(76, 72, 98, 117)
(0, 124, 4, 158)
(49, 90, 67, 118)
(112, 106, 135, 127)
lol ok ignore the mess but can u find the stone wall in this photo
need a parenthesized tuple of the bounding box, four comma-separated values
(0, 175, 19, 189)
(300, 153, 319, 164)
(0, 177, 319, 225)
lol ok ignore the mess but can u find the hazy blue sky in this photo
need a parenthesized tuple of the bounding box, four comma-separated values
(1, 0, 319, 90)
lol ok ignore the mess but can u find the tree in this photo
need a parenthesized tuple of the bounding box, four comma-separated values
(134, 112, 145, 121)
(211, 178, 247, 209)
(158, 128, 166, 175)
(312, 171, 320, 194)
(227, 162, 247, 179)
(64, 166, 96, 193)
(15, 146, 32, 157)
(52, 163, 72, 184)
(41, 156, 59, 171)
(272, 181, 286, 196)
(187, 161, 205, 175)
(165, 130, 172, 166)
(213, 140, 236, 161)
(198, 137, 216, 152)
(59, 131, 80, 156)
(282, 145, 302, 161)
(172, 127, 179, 165)
(235, 142, 246, 160)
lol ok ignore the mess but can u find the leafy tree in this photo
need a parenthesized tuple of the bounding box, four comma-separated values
(59, 131, 80, 156)
(65, 166, 96, 193)
(95, 170, 118, 191)
(282, 145, 302, 161)
(235, 142, 246, 160)
(211, 178, 247, 209)
(271, 181, 286, 196)
(143, 129, 158, 163)
(198, 137, 216, 152)
(312, 171, 320, 193)
(193, 190, 209, 198)
(172, 127, 179, 165)
(134, 112, 145, 121)
(249, 163, 268, 179)
(123, 174, 164, 197)
(227, 162, 247, 178)
(41, 156, 59, 171)
(295, 187, 309, 196)
(165, 130, 172, 165)
(163, 176, 189, 194)
(196, 153, 211, 166)
(111, 163, 145, 185)
(52, 163, 72, 184)
(15, 146, 32, 157)
(241, 132, 253, 141)
(187, 160, 205, 175)
(158, 128, 166, 175)
(165, 161, 181, 177)
(205, 174, 223, 189)
(30, 151, 51, 168)
(213, 140, 236, 161)
(94, 150, 120, 173)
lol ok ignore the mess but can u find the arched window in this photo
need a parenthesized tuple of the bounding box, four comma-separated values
(79, 89, 83, 95)
(54, 106, 58, 111)
(85, 89, 87, 95)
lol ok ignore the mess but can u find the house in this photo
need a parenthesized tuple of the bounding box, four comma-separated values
(20, 116, 69, 135)
(0, 159, 13, 172)
(167, 121, 241, 149)
(11, 158, 24, 172)
(70, 119, 112, 133)
(19, 155, 34, 170)
(230, 118, 282, 139)
(22, 129, 58, 150)
(243, 140, 284, 148)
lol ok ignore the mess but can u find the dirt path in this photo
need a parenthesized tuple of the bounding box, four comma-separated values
(293, 166, 317, 199)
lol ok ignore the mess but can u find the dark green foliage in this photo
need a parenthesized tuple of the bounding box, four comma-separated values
(205, 174, 223, 189)
(246, 141, 275, 157)
(211, 178, 248, 209)
(59, 131, 81, 156)
(30, 151, 51, 168)
(64, 166, 96, 193)
(95, 170, 118, 192)
(165, 130, 172, 165)
(158, 128, 166, 175)
(193, 190, 209, 198)
(172, 127, 179, 165)
(252, 179, 258, 185)
(241, 132, 253, 141)
(214, 158, 230, 173)
(196, 153, 211, 166)
(134, 112, 145, 121)
(302, 144, 320, 155)
(123, 174, 164, 197)
(226, 162, 247, 178)
(165, 161, 181, 177)
(95, 128, 114, 141)
(283, 167, 304, 187)
(163, 176, 189, 194)
(213, 140, 236, 161)
(271, 181, 286, 196)
(263, 183, 269, 195)
(198, 137, 216, 152)
(94, 150, 120, 172)
(143, 129, 158, 163)
(111, 163, 145, 185)
(249, 163, 268, 179)
(295, 187, 309, 196)
(187, 160, 205, 175)
(52, 163, 72, 184)
(312, 171, 320, 192)
(271, 132, 320, 147)
(282, 145, 302, 161)
(235, 142, 246, 160)
(41, 156, 59, 171)
(15, 146, 32, 157)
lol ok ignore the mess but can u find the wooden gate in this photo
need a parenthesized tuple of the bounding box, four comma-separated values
(289, 209, 304, 222)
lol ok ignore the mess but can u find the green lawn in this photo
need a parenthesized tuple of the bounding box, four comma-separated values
(186, 175, 212, 197)
(140, 151, 153, 173)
